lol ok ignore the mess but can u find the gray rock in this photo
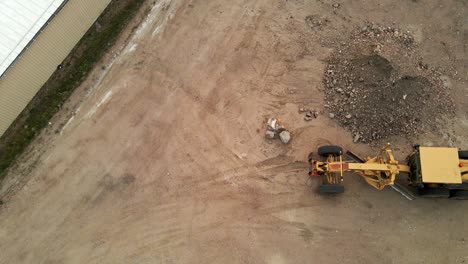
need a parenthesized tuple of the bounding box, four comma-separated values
(329, 113, 335, 119)
(279, 131, 291, 144)
(353, 134, 360, 143)
(440, 75, 452, 89)
(304, 116, 313, 121)
(305, 111, 313, 117)
(345, 114, 352, 119)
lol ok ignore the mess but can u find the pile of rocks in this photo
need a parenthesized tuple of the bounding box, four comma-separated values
(299, 107, 319, 121)
(323, 23, 454, 144)
(265, 118, 291, 144)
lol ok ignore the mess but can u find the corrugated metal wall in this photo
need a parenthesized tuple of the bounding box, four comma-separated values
(0, 0, 112, 136)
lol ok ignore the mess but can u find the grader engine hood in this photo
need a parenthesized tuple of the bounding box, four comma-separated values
(418, 147, 462, 184)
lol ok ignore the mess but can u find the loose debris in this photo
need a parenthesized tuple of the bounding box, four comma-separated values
(323, 22, 454, 144)
(305, 15, 329, 30)
(299, 107, 319, 122)
(266, 118, 291, 144)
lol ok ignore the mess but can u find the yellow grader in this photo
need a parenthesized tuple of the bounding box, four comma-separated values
(308, 144, 468, 199)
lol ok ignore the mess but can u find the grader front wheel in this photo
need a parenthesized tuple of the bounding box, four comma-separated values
(318, 145, 343, 157)
(319, 184, 345, 193)
(319, 172, 345, 194)
(315, 145, 345, 194)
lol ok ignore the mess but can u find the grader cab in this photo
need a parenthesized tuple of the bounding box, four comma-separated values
(308, 144, 468, 199)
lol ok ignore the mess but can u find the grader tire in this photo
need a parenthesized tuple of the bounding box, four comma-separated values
(319, 184, 345, 194)
(318, 145, 343, 157)
(449, 190, 468, 200)
(458, 150, 468, 159)
(417, 188, 450, 198)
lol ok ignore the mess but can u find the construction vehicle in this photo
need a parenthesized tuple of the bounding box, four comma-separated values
(308, 144, 468, 199)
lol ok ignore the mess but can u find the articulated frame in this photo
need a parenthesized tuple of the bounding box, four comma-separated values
(311, 144, 411, 190)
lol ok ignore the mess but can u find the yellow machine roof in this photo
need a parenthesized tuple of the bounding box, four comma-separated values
(419, 147, 461, 184)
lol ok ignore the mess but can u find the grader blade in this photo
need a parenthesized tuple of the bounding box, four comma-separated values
(390, 183, 415, 201)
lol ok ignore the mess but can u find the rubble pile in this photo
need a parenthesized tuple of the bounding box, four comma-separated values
(323, 23, 454, 144)
(265, 118, 291, 144)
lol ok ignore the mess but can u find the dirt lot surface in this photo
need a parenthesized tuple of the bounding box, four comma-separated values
(1, 0, 468, 263)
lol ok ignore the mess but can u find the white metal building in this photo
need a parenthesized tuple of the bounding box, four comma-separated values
(0, 0, 65, 76)
(0, 0, 112, 136)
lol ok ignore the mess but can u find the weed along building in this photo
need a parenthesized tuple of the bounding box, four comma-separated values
(0, 0, 112, 137)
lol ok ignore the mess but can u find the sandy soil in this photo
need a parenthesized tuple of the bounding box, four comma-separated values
(1, 0, 467, 263)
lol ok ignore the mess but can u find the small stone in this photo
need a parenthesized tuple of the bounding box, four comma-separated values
(373, 44, 382, 53)
(329, 113, 335, 119)
(265, 130, 276, 139)
(279, 131, 291, 144)
(332, 3, 340, 8)
(313, 111, 319, 118)
(353, 134, 360, 143)
(358, 77, 364, 82)
(336, 88, 343, 93)
(305, 111, 313, 117)
(345, 114, 352, 119)
(304, 116, 313, 121)
(299, 107, 306, 112)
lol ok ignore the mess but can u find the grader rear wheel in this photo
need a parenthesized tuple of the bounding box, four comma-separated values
(459, 150, 468, 159)
(449, 190, 468, 200)
(417, 188, 450, 198)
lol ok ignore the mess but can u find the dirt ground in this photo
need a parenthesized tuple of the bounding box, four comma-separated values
(1, 0, 467, 263)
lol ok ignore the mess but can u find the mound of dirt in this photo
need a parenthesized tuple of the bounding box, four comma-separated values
(323, 23, 454, 144)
